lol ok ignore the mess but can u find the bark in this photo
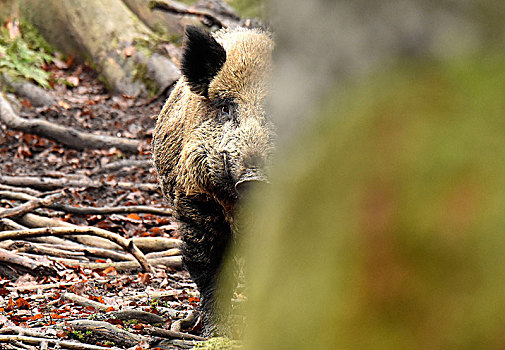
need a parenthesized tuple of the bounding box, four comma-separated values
(19, 0, 180, 97)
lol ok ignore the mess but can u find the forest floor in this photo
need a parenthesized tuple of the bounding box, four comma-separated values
(0, 61, 206, 349)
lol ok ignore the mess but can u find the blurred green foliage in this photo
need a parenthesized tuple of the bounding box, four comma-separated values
(243, 52, 505, 349)
(177, 0, 265, 18)
(0, 20, 55, 89)
(226, 0, 265, 18)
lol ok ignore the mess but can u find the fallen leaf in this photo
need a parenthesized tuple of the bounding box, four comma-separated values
(123, 46, 135, 57)
(58, 100, 71, 109)
(66, 76, 80, 86)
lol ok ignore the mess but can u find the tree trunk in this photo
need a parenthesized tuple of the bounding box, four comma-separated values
(19, 0, 180, 97)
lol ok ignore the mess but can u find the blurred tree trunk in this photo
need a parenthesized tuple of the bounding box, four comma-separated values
(19, 0, 181, 97)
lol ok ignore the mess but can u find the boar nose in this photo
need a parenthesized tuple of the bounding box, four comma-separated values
(235, 174, 268, 197)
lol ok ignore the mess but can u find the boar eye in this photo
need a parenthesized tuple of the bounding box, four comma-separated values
(221, 105, 231, 115)
(220, 104, 234, 120)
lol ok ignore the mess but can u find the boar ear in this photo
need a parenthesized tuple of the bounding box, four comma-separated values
(181, 26, 226, 97)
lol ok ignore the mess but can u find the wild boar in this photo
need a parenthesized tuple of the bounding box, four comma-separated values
(152, 25, 274, 336)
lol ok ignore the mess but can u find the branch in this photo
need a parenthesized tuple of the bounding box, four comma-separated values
(0, 175, 158, 192)
(0, 93, 140, 153)
(0, 189, 173, 216)
(145, 326, 205, 341)
(0, 192, 64, 219)
(0, 334, 117, 350)
(149, 0, 225, 28)
(0, 227, 153, 273)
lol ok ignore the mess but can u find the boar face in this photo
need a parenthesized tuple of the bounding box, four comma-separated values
(154, 26, 275, 211)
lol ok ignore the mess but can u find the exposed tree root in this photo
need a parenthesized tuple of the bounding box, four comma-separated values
(0, 93, 141, 153)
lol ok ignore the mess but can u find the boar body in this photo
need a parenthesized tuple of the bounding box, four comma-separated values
(153, 26, 274, 336)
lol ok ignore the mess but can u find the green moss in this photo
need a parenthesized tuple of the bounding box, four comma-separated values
(194, 337, 242, 350)
(132, 62, 158, 97)
(226, 0, 266, 18)
(0, 19, 56, 89)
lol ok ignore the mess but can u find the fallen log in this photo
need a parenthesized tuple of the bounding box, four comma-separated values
(0, 93, 141, 153)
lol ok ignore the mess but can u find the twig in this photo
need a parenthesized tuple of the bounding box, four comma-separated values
(0, 218, 28, 230)
(61, 292, 112, 312)
(146, 326, 205, 341)
(37, 243, 136, 262)
(5, 241, 86, 259)
(0, 334, 116, 350)
(0, 189, 173, 216)
(0, 247, 56, 276)
(149, 0, 226, 28)
(145, 248, 180, 259)
(0, 192, 64, 219)
(0, 175, 158, 192)
(132, 237, 182, 253)
(0, 92, 140, 153)
(0, 184, 41, 196)
(91, 159, 152, 175)
(76, 256, 182, 271)
(0, 227, 153, 273)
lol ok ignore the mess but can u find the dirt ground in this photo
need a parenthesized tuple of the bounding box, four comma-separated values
(0, 62, 205, 349)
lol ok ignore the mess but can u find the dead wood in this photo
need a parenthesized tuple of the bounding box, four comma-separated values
(63, 320, 147, 348)
(0, 93, 140, 153)
(145, 326, 206, 341)
(113, 309, 166, 325)
(7, 281, 76, 292)
(145, 247, 180, 259)
(0, 334, 114, 350)
(0, 184, 41, 196)
(0, 227, 153, 273)
(170, 310, 198, 332)
(0, 247, 56, 276)
(0, 189, 173, 216)
(77, 256, 182, 271)
(0, 192, 64, 219)
(91, 159, 152, 175)
(0, 218, 27, 231)
(132, 237, 182, 253)
(51, 204, 173, 216)
(37, 243, 136, 262)
(5, 241, 86, 259)
(0, 175, 157, 192)
(61, 292, 111, 312)
(149, 0, 226, 28)
(17, 213, 124, 250)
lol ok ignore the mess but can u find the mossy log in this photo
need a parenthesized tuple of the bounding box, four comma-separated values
(19, 0, 180, 97)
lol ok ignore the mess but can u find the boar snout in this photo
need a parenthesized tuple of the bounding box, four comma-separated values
(235, 172, 268, 197)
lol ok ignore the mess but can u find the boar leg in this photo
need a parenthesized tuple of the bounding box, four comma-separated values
(176, 195, 233, 336)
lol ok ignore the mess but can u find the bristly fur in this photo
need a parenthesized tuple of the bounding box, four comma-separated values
(181, 26, 227, 97)
(153, 26, 274, 337)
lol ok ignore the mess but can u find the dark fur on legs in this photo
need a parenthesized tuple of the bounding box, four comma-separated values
(176, 194, 234, 337)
